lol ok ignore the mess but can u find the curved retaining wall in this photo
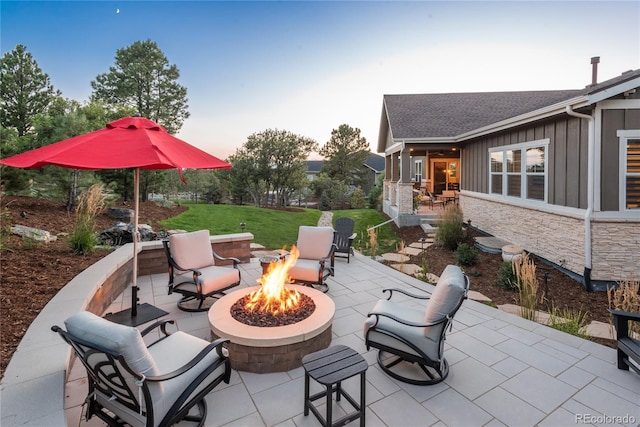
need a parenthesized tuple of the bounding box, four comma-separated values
(0, 233, 253, 426)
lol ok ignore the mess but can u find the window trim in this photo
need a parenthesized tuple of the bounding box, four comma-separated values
(617, 129, 640, 211)
(489, 139, 549, 203)
(414, 159, 423, 183)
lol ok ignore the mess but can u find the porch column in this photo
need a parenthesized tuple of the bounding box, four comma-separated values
(398, 148, 413, 214)
(384, 155, 392, 201)
(390, 152, 400, 205)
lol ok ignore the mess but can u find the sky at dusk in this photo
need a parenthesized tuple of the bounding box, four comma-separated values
(2, 1, 639, 160)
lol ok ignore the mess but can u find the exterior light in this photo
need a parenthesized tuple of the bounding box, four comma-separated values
(240, 221, 246, 232)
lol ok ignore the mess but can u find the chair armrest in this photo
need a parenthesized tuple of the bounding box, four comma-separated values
(383, 288, 431, 300)
(212, 250, 240, 267)
(140, 320, 176, 338)
(609, 309, 640, 322)
(367, 310, 448, 328)
(146, 338, 230, 382)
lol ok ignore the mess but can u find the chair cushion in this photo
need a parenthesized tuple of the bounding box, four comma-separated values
(289, 258, 322, 283)
(296, 226, 334, 260)
(169, 230, 214, 270)
(175, 265, 240, 295)
(64, 311, 159, 377)
(364, 299, 440, 361)
(147, 331, 227, 425)
(423, 265, 466, 340)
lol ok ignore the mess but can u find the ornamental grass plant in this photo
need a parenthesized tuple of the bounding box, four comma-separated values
(608, 278, 640, 336)
(69, 184, 106, 255)
(513, 255, 539, 322)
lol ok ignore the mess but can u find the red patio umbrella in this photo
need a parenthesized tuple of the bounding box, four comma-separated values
(0, 116, 231, 325)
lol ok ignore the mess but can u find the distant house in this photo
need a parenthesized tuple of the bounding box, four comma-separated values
(306, 154, 385, 194)
(377, 62, 640, 289)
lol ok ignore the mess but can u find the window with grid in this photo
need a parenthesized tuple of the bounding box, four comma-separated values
(489, 140, 548, 202)
(618, 130, 640, 210)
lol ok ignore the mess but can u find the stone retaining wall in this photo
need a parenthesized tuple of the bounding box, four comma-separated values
(461, 194, 640, 283)
(0, 232, 253, 427)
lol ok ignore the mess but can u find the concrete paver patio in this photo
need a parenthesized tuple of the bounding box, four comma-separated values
(65, 252, 639, 427)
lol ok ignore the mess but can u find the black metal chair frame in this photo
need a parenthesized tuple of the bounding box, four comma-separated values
(333, 217, 356, 263)
(426, 191, 445, 209)
(51, 319, 231, 427)
(609, 309, 640, 375)
(163, 240, 241, 312)
(365, 276, 469, 385)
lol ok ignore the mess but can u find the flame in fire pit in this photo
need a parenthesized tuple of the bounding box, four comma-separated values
(245, 246, 301, 315)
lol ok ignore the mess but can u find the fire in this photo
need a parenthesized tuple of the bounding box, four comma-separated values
(245, 246, 301, 315)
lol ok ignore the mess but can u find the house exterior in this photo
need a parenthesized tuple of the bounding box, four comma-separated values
(377, 65, 640, 289)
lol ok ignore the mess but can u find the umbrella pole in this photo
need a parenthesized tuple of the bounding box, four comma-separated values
(132, 168, 140, 316)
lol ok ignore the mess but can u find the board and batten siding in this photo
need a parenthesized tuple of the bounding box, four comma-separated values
(460, 116, 589, 210)
(600, 108, 640, 211)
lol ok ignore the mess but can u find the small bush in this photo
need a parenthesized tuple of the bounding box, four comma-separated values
(466, 266, 482, 277)
(549, 305, 589, 339)
(415, 257, 432, 283)
(366, 226, 378, 259)
(496, 261, 518, 291)
(434, 204, 464, 250)
(454, 242, 478, 266)
(350, 187, 365, 209)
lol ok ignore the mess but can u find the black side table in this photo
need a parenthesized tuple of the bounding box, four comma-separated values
(302, 345, 368, 427)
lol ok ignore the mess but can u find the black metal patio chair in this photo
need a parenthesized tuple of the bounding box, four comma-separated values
(52, 311, 231, 427)
(364, 265, 469, 385)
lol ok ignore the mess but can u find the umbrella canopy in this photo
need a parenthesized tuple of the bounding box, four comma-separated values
(0, 116, 230, 171)
(0, 116, 231, 324)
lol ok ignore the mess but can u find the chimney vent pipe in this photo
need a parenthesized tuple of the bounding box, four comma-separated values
(591, 56, 600, 86)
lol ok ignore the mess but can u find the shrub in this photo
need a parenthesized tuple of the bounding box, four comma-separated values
(69, 184, 106, 255)
(319, 190, 331, 211)
(415, 257, 434, 283)
(454, 242, 478, 266)
(366, 226, 378, 259)
(496, 261, 518, 291)
(350, 187, 365, 209)
(549, 305, 589, 339)
(434, 204, 464, 250)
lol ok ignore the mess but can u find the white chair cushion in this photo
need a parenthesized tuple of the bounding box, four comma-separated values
(169, 230, 214, 270)
(296, 226, 334, 260)
(147, 331, 226, 425)
(364, 299, 440, 361)
(174, 265, 240, 295)
(64, 311, 159, 377)
(289, 258, 322, 283)
(423, 265, 466, 337)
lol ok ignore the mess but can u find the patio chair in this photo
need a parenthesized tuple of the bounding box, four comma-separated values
(609, 309, 640, 375)
(51, 311, 231, 427)
(333, 217, 356, 263)
(285, 225, 336, 293)
(163, 230, 241, 312)
(426, 191, 445, 209)
(363, 265, 469, 385)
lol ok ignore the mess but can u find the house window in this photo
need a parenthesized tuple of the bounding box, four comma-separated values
(618, 130, 640, 210)
(489, 139, 548, 202)
(414, 159, 423, 182)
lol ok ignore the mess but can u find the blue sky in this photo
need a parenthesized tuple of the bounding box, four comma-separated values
(2, 1, 639, 160)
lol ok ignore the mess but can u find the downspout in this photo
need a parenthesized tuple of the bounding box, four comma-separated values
(565, 105, 595, 291)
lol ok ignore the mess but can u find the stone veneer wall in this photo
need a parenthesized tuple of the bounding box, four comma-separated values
(591, 221, 640, 281)
(0, 232, 253, 427)
(462, 194, 640, 283)
(461, 195, 586, 278)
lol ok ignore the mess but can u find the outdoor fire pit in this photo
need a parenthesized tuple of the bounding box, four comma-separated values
(208, 249, 335, 373)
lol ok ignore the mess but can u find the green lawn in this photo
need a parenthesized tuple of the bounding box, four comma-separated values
(159, 204, 401, 254)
